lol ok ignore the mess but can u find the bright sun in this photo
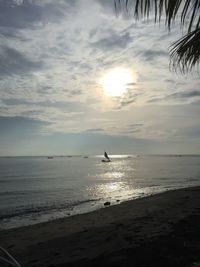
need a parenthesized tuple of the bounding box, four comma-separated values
(101, 68, 135, 97)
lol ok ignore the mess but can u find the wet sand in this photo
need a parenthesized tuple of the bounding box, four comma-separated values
(1, 187, 200, 266)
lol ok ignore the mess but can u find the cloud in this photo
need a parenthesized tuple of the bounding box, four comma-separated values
(0, 116, 48, 136)
(115, 88, 140, 109)
(120, 129, 141, 134)
(84, 128, 104, 132)
(0, 45, 42, 76)
(118, 123, 144, 135)
(0, 0, 43, 29)
(0, 0, 78, 29)
(140, 50, 168, 61)
(0, 98, 91, 126)
(126, 82, 136, 86)
(128, 123, 144, 127)
(148, 90, 200, 104)
(69, 89, 82, 96)
(2, 98, 86, 111)
(2, 98, 28, 106)
(168, 91, 200, 99)
(118, 98, 136, 108)
(91, 31, 132, 51)
(96, 0, 116, 14)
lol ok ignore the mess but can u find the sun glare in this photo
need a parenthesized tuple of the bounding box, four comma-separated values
(101, 68, 135, 97)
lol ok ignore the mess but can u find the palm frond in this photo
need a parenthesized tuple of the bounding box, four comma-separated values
(115, 0, 200, 73)
(170, 28, 200, 73)
(115, 0, 200, 32)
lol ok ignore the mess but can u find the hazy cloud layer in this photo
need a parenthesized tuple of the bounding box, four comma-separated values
(0, 0, 199, 154)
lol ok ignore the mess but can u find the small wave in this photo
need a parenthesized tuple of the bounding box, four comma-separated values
(148, 184, 158, 187)
(185, 177, 200, 182)
(0, 198, 101, 220)
(0, 191, 28, 196)
(0, 180, 14, 184)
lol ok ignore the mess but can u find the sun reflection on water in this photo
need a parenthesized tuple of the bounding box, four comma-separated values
(85, 158, 139, 202)
(103, 171, 125, 180)
(90, 182, 130, 199)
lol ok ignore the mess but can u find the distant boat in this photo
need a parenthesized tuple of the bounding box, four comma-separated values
(47, 156, 53, 159)
(102, 151, 111, 162)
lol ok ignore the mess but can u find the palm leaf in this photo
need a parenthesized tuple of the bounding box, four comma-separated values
(116, 0, 200, 31)
(115, 0, 200, 73)
(170, 28, 200, 73)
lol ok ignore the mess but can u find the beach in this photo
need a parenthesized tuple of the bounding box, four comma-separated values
(1, 186, 200, 266)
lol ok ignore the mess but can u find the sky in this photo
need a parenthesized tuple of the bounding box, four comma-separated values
(0, 0, 199, 156)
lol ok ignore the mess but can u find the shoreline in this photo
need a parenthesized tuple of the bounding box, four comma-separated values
(1, 186, 200, 266)
(2, 184, 199, 231)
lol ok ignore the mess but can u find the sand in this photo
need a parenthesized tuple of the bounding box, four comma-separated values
(1, 187, 200, 266)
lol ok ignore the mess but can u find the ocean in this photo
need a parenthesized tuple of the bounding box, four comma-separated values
(0, 155, 200, 229)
